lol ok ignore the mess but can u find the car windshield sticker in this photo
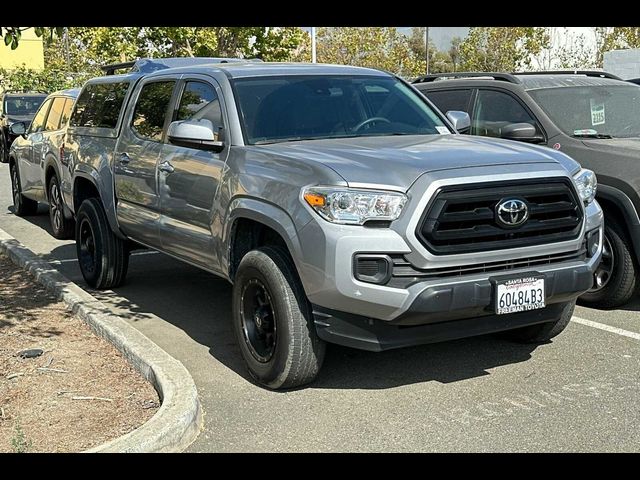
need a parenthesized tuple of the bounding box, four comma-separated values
(590, 99, 605, 126)
(436, 126, 451, 135)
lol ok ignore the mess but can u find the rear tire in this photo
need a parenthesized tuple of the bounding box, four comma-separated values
(579, 219, 637, 309)
(504, 300, 575, 343)
(9, 161, 38, 216)
(75, 197, 129, 289)
(48, 174, 75, 239)
(232, 246, 325, 389)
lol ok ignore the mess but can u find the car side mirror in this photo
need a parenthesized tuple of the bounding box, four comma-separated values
(167, 119, 224, 152)
(9, 121, 26, 136)
(445, 110, 471, 133)
(500, 123, 544, 143)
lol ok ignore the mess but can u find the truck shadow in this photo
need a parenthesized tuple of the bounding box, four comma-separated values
(44, 244, 541, 390)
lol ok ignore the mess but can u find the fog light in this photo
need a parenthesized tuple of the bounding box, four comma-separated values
(353, 254, 393, 284)
(587, 229, 600, 258)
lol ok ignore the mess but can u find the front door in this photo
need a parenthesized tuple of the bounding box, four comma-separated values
(114, 77, 177, 248)
(158, 77, 228, 270)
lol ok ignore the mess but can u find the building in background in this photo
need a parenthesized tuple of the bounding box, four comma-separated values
(0, 28, 45, 71)
(603, 49, 640, 80)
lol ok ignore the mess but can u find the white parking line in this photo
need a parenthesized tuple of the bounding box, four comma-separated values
(48, 250, 160, 265)
(572, 316, 640, 341)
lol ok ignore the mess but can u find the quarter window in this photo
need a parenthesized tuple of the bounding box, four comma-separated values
(472, 89, 540, 138)
(60, 98, 75, 128)
(131, 81, 176, 142)
(175, 81, 223, 139)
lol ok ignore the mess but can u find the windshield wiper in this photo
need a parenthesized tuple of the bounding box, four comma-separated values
(571, 133, 613, 139)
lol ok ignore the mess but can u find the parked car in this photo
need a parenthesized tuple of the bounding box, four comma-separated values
(8, 88, 80, 239)
(65, 58, 602, 389)
(414, 70, 640, 308)
(0, 91, 48, 163)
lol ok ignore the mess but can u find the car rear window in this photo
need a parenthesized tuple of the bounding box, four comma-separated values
(70, 81, 130, 129)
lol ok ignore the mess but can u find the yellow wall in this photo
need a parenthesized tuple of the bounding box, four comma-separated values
(0, 28, 45, 70)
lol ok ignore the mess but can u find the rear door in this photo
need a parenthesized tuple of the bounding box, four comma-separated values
(35, 97, 68, 196)
(114, 76, 178, 248)
(158, 76, 228, 269)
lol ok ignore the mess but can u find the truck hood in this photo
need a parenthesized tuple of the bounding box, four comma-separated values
(257, 134, 567, 191)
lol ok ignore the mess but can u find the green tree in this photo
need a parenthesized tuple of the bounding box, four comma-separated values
(460, 27, 550, 71)
(317, 27, 422, 78)
(0, 27, 61, 49)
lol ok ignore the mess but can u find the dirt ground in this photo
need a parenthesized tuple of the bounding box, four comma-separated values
(0, 254, 159, 452)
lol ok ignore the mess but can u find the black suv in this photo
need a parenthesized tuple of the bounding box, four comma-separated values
(0, 92, 48, 163)
(414, 70, 640, 308)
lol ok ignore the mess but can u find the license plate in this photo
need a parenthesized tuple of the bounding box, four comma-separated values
(495, 275, 545, 315)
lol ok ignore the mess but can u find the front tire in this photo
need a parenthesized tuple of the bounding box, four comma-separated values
(48, 175, 74, 239)
(75, 197, 129, 289)
(232, 246, 325, 389)
(504, 300, 575, 343)
(579, 220, 637, 309)
(9, 161, 38, 216)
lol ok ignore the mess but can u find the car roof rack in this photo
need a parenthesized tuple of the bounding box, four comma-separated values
(514, 70, 623, 80)
(101, 57, 264, 76)
(413, 72, 521, 84)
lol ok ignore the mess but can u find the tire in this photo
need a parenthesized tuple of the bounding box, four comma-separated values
(9, 161, 38, 216)
(0, 134, 7, 163)
(504, 300, 575, 343)
(579, 219, 637, 309)
(48, 175, 75, 239)
(75, 197, 129, 289)
(232, 246, 326, 389)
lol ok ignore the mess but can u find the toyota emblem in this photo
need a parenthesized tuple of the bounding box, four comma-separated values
(496, 198, 529, 227)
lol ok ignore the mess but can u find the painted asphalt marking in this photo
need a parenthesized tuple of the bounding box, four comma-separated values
(572, 316, 640, 341)
(48, 250, 160, 265)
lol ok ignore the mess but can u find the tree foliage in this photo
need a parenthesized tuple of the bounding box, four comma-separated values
(459, 27, 550, 71)
(316, 27, 422, 78)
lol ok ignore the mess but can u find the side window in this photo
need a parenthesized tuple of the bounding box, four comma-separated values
(131, 81, 176, 142)
(472, 89, 539, 138)
(45, 97, 66, 131)
(424, 89, 473, 115)
(70, 81, 130, 129)
(59, 98, 75, 128)
(175, 81, 222, 139)
(29, 98, 52, 133)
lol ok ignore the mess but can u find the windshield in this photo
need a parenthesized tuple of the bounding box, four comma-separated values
(528, 84, 640, 138)
(232, 75, 450, 145)
(4, 95, 47, 116)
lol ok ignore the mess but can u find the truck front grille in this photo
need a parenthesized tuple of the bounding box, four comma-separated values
(417, 178, 583, 255)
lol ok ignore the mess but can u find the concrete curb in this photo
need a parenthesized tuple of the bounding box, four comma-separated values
(0, 227, 203, 453)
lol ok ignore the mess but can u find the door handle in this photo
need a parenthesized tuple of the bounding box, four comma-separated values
(159, 161, 175, 174)
(119, 152, 131, 165)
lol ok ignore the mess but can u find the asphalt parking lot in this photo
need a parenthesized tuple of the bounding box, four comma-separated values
(2, 164, 640, 452)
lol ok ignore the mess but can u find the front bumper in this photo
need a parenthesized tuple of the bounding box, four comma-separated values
(312, 259, 596, 351)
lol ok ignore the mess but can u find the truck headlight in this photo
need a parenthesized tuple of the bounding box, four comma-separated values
(303, 187, 407, 225)
(574, 168, 597, 205)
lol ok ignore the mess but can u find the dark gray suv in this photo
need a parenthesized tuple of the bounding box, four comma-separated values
(415, 71, 640, 308)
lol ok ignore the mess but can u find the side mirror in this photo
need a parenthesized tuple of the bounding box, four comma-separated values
(500, 123, 544, 143)
(9, 121, 26, 136)
(445, 110, 471, 133)
(167, 119, 224, 152)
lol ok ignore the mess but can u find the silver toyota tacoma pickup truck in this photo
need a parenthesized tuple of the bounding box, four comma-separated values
(64, 58, 603, 389)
